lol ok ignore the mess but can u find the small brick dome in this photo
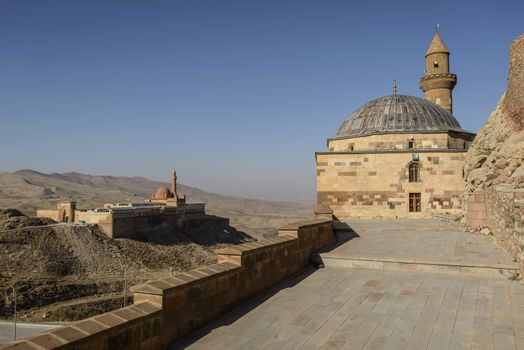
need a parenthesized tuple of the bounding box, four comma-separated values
(152, 186, 174, 200)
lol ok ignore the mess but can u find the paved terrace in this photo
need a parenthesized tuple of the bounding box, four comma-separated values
(321, 219, 516, 274)
(172, 219, 524, 350)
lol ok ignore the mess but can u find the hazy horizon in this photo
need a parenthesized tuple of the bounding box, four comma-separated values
(1, 1, 522, 200)
(3, 168, 316, 203)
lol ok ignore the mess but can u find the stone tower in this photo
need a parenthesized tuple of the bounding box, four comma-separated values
(419, 28, 457, 114)
(171, 169, 177, 196)
(57, 201, 76, 223)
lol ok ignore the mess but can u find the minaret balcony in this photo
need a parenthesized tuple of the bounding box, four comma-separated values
(419, 73, 457, 91)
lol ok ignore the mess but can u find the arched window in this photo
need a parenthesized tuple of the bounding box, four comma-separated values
(409, 162, 419, 183)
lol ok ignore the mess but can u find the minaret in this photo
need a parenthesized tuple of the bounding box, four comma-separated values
(393, 79, 397, 96)
(419, 26, 457, 114)
(171, 169, 177, 197)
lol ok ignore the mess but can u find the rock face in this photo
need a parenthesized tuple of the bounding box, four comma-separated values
(504, 34, 524, 128)
(464, 34, 524, 192)
(464, 33, 524, 272)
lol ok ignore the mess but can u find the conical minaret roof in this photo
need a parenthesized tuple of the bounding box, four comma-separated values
(425, 31, 449, 56)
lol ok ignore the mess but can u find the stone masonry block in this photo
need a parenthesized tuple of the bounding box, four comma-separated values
(0, 342, 42, 350)
(93, 313, 128, 328)
(133, 293, 163, 306)
(476, 195, 486, 203)
(73, 319, 109, 335)
(50, 327, 89, 343)
(27, 333, 67, 349)
(476, 210, 487, 220)
(112, 307, 144, 322)
(469, 202, 487, 211)
(129, 302, 161, 315)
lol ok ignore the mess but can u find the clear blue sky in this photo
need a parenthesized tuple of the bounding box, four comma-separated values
(0, 1, 522, 201)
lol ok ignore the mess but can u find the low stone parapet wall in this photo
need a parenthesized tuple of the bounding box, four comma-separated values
(1, 218, 334, 350)
(36, 209, 58, 221)
(0, 302, 162, 350)
(132, 261, 243, 345)
(486, 186, 524, 270)
(279, 218, 337, 251)
(179, 203, 206, 214)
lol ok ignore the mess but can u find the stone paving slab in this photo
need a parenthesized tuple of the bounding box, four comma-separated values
(320, 219, 517, 273)
(171, 267, 524, 350)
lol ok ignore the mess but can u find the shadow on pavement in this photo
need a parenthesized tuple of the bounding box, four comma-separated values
(169, 267, 317, 349)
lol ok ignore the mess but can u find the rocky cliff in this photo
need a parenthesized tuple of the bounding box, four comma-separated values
(463, 34, 524, 271)
(464, 34, 524, 192)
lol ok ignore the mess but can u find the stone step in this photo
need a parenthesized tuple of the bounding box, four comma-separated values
(319, 254, 519, 277)
(431, 213, 462, 222)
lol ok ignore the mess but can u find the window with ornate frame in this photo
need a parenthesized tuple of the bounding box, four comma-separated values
(409, 162, 420, 183)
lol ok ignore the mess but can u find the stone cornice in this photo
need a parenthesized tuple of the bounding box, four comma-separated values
(316, 148, 469, 156)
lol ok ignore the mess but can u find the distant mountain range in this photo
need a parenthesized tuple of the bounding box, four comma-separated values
(0, 170, 314, 236)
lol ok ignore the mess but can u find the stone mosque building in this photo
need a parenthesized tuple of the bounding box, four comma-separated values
(36, 169, 207, 238)
(147, 169, 186, 206)
(316, 30, 476, 219)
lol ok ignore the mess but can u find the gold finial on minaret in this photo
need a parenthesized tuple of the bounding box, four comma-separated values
(436, 23, 440, 33)
(171, 169, 177, 196)
(393, 79, 397, 96)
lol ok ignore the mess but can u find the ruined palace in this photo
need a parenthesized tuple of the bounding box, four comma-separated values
(37, 170, 211, 238)
(316, 30, 476, 219)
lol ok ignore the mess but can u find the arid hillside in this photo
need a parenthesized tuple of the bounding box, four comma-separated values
(0, 208, 254, 321)
(0, 170, 314, 321)
(0, 169, 314, 236)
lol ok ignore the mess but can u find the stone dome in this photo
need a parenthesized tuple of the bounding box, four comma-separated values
(152, 186, 174, 200)
(332, 95, 470, 140)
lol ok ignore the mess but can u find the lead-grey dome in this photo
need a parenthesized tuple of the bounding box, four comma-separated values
(332, 95, 471, 139)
